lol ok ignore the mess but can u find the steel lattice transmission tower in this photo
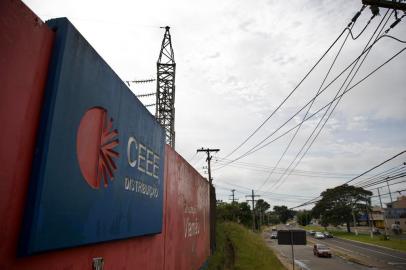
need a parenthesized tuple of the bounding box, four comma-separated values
(156, 26, 176, 148)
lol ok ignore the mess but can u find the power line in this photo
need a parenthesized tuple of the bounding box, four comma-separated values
(360, 173, 406, 189)
(268, 9, 394, 192)
(354, 165, 406, 187)
(215, 36, 406, 171)
(216, 159, 357, 178)
(215, 183, 316, 200)
(351, 164, 404, 186)
(214, 162, 353, 179)
(344, 150, 406, 186)
(257, 18, 356, 191)
(221, 5, 368, 161)
(290, 151, 406, 209)
(371, 189, 406, 199)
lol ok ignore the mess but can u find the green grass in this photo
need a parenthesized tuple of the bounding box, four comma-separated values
(302, 225, 327, 232)
(332, 231, 406, 252)
(208, 222, 286, 270)
(301, 225, 406, 252)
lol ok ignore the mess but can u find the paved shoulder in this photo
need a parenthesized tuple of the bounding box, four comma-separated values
(311, 237, 406, 270)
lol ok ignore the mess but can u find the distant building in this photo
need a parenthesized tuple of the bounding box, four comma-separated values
(385, 196, 406, 233)
(368, 207, 385, 229)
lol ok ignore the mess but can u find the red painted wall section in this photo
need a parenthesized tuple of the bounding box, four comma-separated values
(164, 145, 210, 270)
(0, 0, 54, 265)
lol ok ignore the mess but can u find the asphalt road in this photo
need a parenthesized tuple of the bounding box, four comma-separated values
(264, 232, 371, 270)
(311, 236, 406, 270)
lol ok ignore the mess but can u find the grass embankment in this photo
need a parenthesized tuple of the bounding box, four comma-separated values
(302, 225, 406, 252)
(208, 222, 285, 270)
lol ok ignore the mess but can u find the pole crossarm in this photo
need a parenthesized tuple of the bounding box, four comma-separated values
(197, 147, 220, 184)
(362, 0, 406, 11)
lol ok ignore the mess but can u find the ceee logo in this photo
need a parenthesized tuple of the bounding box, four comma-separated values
(76, 107, 119, 189)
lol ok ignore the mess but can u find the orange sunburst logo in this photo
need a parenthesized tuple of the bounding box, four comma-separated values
(77, 107, 119, 189)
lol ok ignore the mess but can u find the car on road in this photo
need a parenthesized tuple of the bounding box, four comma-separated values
(313, 244, 332, 258)
(308, 230, 316, 236)
(315, 232, 325, 239)
(270, 231, 278, 239)
(323, 232, 333, 238)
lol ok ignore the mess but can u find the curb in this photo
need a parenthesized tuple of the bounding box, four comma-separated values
(334, 235, 406, 254)
(262, 231, 293, 270)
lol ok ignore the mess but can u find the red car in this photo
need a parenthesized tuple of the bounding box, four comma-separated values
(313, 244, 332, 258)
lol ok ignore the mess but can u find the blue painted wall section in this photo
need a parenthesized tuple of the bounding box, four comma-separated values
(20, 18, 165, 255)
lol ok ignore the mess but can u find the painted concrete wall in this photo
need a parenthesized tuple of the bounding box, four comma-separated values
(0, 1, 210, 269)
(164, 146, 210, 270)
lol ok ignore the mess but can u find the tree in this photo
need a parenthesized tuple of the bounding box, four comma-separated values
(255, 199, 271, 227)
(216, 201, 252, 228)
(266, 212, 280, 225)
(238, 202, 252, 227)
(296, 210, 312, 226)
(312, 184, 372, 232)
(273, 205, 295, 224)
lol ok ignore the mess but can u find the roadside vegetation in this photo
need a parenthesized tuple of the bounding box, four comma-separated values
(294, 184, 406, 252)
(207, 222, 285, 270)
(302, 225, 406, 252)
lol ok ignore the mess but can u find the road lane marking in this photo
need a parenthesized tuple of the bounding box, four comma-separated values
(295, 260, 311, 270)
(330, 239, 406, 261)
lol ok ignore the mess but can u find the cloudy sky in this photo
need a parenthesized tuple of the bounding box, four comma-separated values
(24, 0, 406, 209)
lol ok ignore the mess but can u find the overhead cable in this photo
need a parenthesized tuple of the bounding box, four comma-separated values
(220, 5, 368, 161)
(214, 37, 406, 171)
(269, 9, 393, 191)
(290, 150, 406, 209)
(257, 20, 355, 191)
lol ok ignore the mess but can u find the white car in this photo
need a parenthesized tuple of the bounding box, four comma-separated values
(315, 232, 325, 239)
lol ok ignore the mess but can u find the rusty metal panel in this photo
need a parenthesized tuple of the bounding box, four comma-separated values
(164, 146, 211, 270)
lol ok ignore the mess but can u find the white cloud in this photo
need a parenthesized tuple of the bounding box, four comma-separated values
(23, 0, 406, 208)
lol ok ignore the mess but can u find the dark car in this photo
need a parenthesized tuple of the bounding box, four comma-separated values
(323, 232, 333, 238)
(313, 244, 332, 258)
(270, 231, 278, 239)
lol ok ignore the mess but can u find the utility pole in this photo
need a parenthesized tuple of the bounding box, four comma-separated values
(377, 187, 388, 237)
(197, 147, 219, 184)
(386, 177, 394, 204)
(229, 189, 239, 221)
(362, 0, 406, 11)
(246, 190, 260, 231)
(367, 199, 374, 238)
(229, 189, 238, 203)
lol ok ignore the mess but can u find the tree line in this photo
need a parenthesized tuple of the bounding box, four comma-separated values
(217, 184, 372, 232)
(216, 199, 295, 230)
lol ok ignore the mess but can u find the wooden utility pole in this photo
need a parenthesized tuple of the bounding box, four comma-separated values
(229, 189, 238, 203)
(246, 190, 260, 231)
(377, 187, 389, 237)
(386, 177, 394, 204)
(197, 147, 219, 184)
